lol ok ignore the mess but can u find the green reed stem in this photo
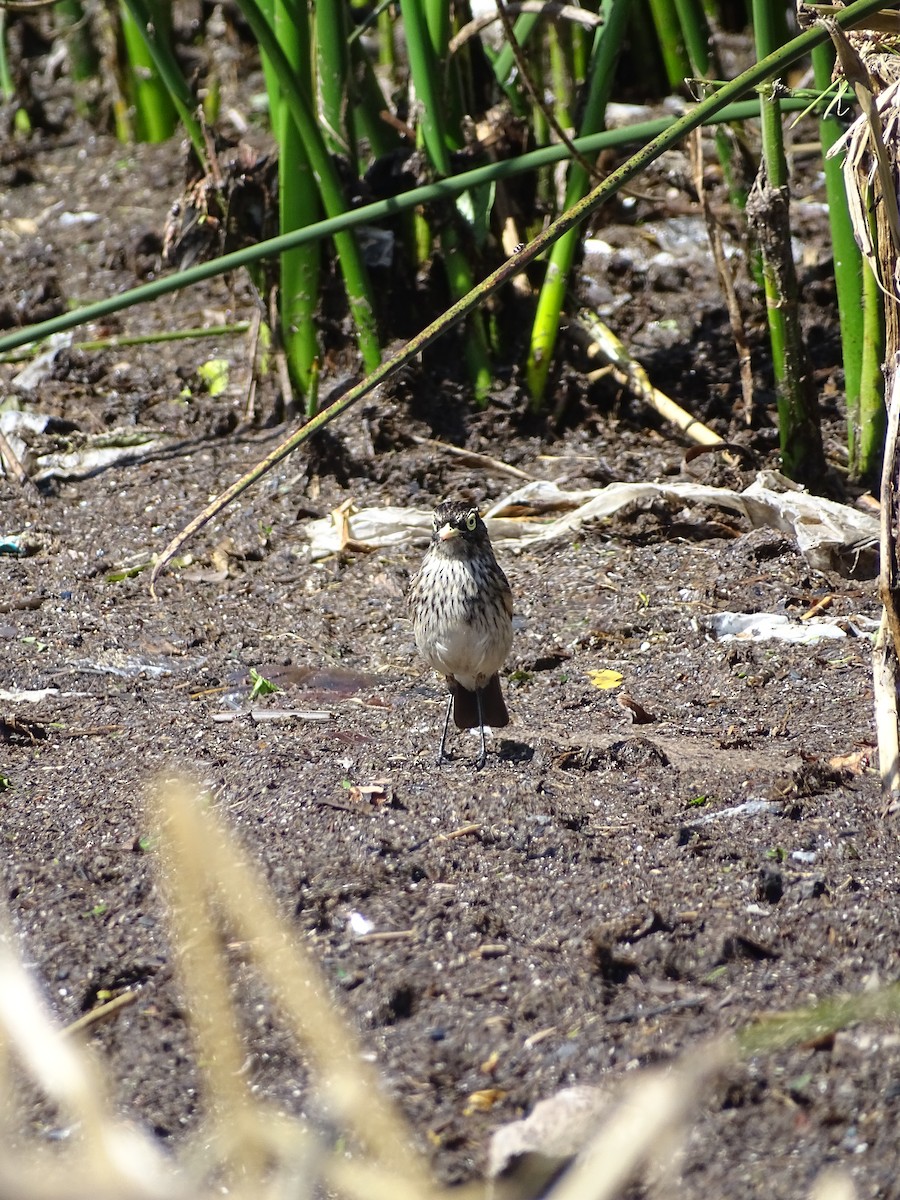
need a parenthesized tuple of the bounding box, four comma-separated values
(648, 0, 690, 91)
(752, 78, 825, 485)
(54, 0, 99, 83)
(812, 43, 884, 485)
(525, 0, 630, 407)
(812, 45, 863, 461)
(349, 34, 399, 159)
(119, 0, 204, 156)
(0, 9, 31, 133)
(0, 95, 836, 358)
(400, 0, 493, 401)
(316, 0, 354, 159)
(274, 0, 321, 399)
(674, 0, 713, 81)
(492, 10, 542, 94)
(238, 0, 381, 374)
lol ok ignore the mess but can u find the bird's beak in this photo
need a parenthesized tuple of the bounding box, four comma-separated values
(438, 523, 458, 542)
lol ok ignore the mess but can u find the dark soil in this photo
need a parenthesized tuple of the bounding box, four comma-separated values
(2, 126, 898, 1200)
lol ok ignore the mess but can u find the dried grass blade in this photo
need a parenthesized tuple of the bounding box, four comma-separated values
(155, 779, 432, 1193)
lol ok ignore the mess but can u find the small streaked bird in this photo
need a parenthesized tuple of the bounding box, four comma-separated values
(409, 500, 513, 768)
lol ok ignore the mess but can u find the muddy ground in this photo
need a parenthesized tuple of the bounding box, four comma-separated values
(2, 122, 900, 1200)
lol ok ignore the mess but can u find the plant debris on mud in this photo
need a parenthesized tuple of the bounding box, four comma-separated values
(1, 126, 898, 1200)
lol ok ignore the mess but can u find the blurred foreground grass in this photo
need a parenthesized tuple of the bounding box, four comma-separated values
(0, 779, 878, 1199)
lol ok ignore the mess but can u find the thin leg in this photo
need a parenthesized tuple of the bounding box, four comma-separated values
(475, 688, 487, 769)
(437, 692, 454, 764)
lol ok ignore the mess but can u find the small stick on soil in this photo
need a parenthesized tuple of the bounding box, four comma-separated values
(355, 929, 416, 944)
(432, 822, 483, 843)
(606, 996, 705, 1024)
(410, 436, 533, 480)
(470, 943, 509, 959)
(62, 989, 138, 1037)
(690, 129, 755, 423)
(875, 360, 900, 799)
(408, 822, 482, 852)
(243, 305, 263, 424)
(59, 724, 125, 737)
(801, 595, 834, 621)
(270, 286, 297, 422)
(0, 594, 46, 613)
(578, 311, 724, 448)
(0, 429, 42, 501)
(310, 796, 372, 814)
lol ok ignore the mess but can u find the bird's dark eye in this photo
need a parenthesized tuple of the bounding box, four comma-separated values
(465, 511, 477, 531)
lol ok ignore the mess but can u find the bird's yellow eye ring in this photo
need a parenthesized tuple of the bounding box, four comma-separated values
(465, 511, 477, 531)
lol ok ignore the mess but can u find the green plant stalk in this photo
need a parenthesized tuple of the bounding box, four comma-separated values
(492, 10, 542, 94)
(0, 322, 251, 363)
(316, 0, 354, 159)
(376, 0, 396, 72)
(144, 0, 892, 585)
(549, 24, 574, 132)
(753, 84, 824, 485)
(257, 0, 282, 128)
(424, 0, 466, 136)
(753, 1, 824, 483)
(675, 0, 751, 212)
(277, 105, 322, 397)
(859, 204, 886, 483)
(758, 0, 791, 58)
(273, 0, 322, 398)
(119, 0, 204, 157)
(0, 8, 15, 100)
(526, 0, 630, 405)
(349, 30, 398, 159)
(647, 0, 690, 92)
(400, 0, 493, 400)
(400, 0, 452, 173)
(0, 95, 846, 357)
(812, 43, 863, 457)
(571, 9, 589, 82)
(739, 980, 900, 1056)
(757, 92, 788, 351)
(752, 0, 780, 59)
(0, 9, 31, 133)
(673, 0, 712, 80)
(119, 1, 175, 141)
(238, 0, 381, 374)
(54, 0, 99, 83)
(812, 42, 883, 484)
(423, 0, 450, 59)
(545, 22, 574, 211)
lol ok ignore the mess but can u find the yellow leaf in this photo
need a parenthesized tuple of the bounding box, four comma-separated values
(198, 358, 230, 397)
(463, 1088, 507, 1116)
(586, 669, 623, 691)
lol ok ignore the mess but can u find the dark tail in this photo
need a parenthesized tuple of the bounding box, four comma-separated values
(452, 674, 509, 729)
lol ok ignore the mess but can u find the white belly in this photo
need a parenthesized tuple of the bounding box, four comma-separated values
(413, 555, 512, 692)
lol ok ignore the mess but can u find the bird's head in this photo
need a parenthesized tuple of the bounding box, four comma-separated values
(431, 501, 489, 549)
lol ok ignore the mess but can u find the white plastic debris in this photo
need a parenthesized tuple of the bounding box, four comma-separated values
(488, 1085, 610, 1181)
(57, 210, 101, 227)
(10, 332, 72, 392)
(704, 612, 853, 645)
(687, 798, 783, 825)
(305, 472, 879, 574)
(348, 912, 375, 937)
(0, 688, 61, 702)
